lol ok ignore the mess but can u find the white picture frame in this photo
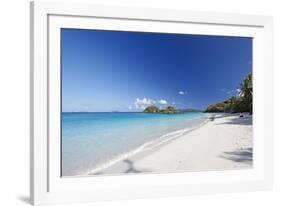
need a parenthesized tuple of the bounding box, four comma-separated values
(30, 0, 273, 205)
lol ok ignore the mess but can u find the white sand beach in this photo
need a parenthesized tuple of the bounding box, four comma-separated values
(92, 113, 253, 175)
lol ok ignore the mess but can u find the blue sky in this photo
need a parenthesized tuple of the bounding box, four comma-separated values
(62, 29, 252, 112)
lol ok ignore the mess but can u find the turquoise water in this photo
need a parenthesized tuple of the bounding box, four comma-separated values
(62, 112, 209, 176)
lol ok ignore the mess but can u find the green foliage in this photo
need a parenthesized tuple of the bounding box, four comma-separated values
(161, 106, 177, 114)
(143, 106, 160, 113)
(240, 73, 253, 114)
(144, 106, 177, 114)
(205, 73, 252, 114)
(231, 98, 250, 113)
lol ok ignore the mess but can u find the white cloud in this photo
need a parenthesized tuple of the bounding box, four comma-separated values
(178, 91, 187, 95)
(158, 99, 168, 105)
(226, 90, 236, 96)
(226, 90, 233, 95)
(236, 88, 242, 97)
(134, 98, 156, 109)
(128, 105, 133, 110)
(225, 89, 242, 97)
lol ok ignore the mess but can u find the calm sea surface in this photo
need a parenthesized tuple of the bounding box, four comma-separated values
(62, 112, 209, 176)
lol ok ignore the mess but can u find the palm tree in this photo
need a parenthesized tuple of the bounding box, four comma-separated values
(240, 73, 253, 114)
(240, 73, 252, 97)
(228, 96, 237, 113)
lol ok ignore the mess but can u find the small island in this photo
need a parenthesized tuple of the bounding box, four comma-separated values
(143, 106, 177, 114)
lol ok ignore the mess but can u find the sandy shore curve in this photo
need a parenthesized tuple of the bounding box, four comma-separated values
(91, 113, 253, 175)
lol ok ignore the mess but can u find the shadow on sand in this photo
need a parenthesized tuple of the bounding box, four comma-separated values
(123, 159, 150, 173)
(90, 159, 150, 175)
(219, 147, 253, 165)
(212, 113, 238, 119)
(215, 116, 252, 126)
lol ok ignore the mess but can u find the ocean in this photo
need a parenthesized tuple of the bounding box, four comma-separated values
(62, 112, 210, 176)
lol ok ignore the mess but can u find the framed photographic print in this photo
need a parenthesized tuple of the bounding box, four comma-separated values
(30, 0, 273, 205)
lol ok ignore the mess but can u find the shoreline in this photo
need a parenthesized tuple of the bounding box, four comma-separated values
(83, 113, 253, 176)
(84, 116, 210, 176)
